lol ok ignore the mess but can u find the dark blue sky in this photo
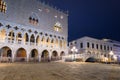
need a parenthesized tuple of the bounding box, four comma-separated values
(40, 0, 120, 42)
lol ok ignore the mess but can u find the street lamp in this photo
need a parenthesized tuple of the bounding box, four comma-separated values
(71, 46, 78, 61)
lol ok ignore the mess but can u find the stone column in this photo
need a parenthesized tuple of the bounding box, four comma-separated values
(29, 36, 31, 45)
(26, 52, 29, 62)
(12, 50, 15, 62)
(12, 54, 15, 62)
(14, 33, 17, 44)
(34, 37, 36, 46)
(38, 54, 41, 62)
(49, 52, 52, 61)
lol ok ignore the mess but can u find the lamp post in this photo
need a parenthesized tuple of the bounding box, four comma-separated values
(71, 46, 78, 61)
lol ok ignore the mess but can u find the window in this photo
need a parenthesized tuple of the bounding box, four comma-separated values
(18, 34, 22, 38)
(53, 22, 62, 32)
(107, 46, 109, 50)
(100, 45, 102, 50)
(29, 13, 39, 25)
(0, 0, 7, 13)
(87, 42, 90, 48)
(96, 44, 98, 49)
(29, 17, 38, 25)
(104, 45, 106, 50)
(92, 43, 94, 48)
(80, 43, 83, 48)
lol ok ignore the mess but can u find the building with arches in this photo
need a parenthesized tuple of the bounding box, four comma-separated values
(0, 0, 68, 62)
(69, 36, 116, 62)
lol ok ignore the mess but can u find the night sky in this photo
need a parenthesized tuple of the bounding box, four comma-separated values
(39, 0, 120, 42)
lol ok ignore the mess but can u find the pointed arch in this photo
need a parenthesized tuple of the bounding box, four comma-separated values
(16, 32, 22, 44)
(36, 35, 40, 45)
(60, 51, 65, 59)
(16, 48, 27, 62)
(41, 36, 46, 44)
(24, 33, 29, 44)
(51, 51, 59, 61)
(41, 50, 49, 62)
(0, 29, 6, 42)
(46, 37, 50, 45)
(30, 49, 38, 62)
(51, 38, 54, 43)
(30, 34, 35, 43)
(8, 30, 15, 41)
(0, 46, 12, 62)
(51, 38, 54, 47)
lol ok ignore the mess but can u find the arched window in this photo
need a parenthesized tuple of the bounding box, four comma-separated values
(30, 34, 35, 43)
(29, 13, 39, 25)
(51, 39, 54, 43)
(53, 22, 62, 32)
(0, 0, 7, 13)
(8, 31, 15, 40)
(24, 33, 29, 42)
(16, 32, 22, 43)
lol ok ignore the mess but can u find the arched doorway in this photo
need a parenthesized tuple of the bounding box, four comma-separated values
(16, 48, 26, 62)
(60, 51, 65, 59)
(85, 57, 97, 62)
(0, 46, 12, 62)
(51, 51, 58, 61)
(41, 50, 49, 62)
(30, 49, 38, 62)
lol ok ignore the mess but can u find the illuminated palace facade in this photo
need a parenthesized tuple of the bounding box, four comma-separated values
(0, 0, 68, 62)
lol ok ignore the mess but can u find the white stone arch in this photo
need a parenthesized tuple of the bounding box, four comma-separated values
(46, 37, 51, 46)
(60, 51, 65, 56)
(7, 30, 15, 41)
(15, 47, 27, 62)
(51, 50, 59, 60)
(40, 49, 50, 62)
(16, 32, 22, 43)
(36, 35, 40, 45)
(30, 34, 35, 43)
(0, 46, 12, 57)
(41, 36, 46, 45)
(23, 32, 29, 44)
(50, 38, 54, 47)
(0, 28, 6, 41)
(29, 48, 39, 62)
